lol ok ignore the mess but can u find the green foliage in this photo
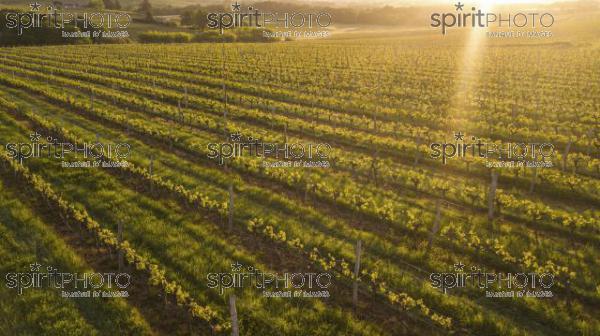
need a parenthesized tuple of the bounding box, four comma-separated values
(138, 28, 280, 43)
(0, 146, 227, 332)
(0, 9, 91, 46)
(0, 21, 598, 335)
(193, 30, 235, 43)
(137, 0, 153, 22)
(0, 174, 152, 335)
(103, 0, 122, 10)
(235, 28, 280, 43)
(138, 31, 193, 43)
(181, 8, 208, 29)
(88, 0, 105, 9)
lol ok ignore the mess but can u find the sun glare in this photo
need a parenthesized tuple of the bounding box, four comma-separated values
(469, 0, 554, 5)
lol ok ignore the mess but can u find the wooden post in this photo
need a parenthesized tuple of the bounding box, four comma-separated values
(222, 42, 228, 121)
(586, 130, 593, 156)
(488, 170, 498, 229)
(223, 87, 227, 119)
(427, 200, 442, 252)
(565, 279, 571, 308)
(118, 221, 124, 272)
(228, 184, 234, 231)
(353, 240, 362, 309)
(370, 154, 378, 186)
(304, 180, 309, 203)
(562, 140, 572, 172)
(184, 87, 188, 109)
(414, 136, 422, 166)
(229, 294, 239, 336)
(149, 156, 154, 193)
(529, 167, 537, 193)
(373, 111, 377, 130)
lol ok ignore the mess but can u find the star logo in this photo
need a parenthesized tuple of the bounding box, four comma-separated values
(30, 2, 41, 11)
(454, 131, 464, 141)
(230, 132, 242, 142)
(247, 136, 260, 144)
(453, 262, 465, 272)
(231, 1, 241, 11)
(30, 262, 42, 271)
(30, 132, 41, 142)
(455, 2, 464, 11)
(231, 262, 242, 272)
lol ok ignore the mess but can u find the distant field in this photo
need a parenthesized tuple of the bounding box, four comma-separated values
(0, 8, 598, 336)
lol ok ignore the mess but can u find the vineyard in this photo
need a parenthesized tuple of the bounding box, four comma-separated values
(0, 21, 599, 336)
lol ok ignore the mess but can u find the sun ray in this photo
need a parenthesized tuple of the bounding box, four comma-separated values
(448, 0, 496, 133)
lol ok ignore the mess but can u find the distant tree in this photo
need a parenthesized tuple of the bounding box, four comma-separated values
(181, 11, 194, 26)
(194, 9, 208, 30)
(181, 9, 208, 30)
(88, 0, 105, 9)
(0, 8, 92, 46)
(114, 0, 121, 10)
(103, 0, 114, 9)
(138, 0, 154, 22)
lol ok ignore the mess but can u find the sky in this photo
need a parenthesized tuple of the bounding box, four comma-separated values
(277, 0, 585, 5)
